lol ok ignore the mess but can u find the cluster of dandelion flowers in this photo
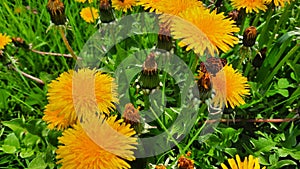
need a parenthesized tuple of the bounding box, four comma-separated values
(221, 155, 266, 169)
(171, 7, 239, 55)
(264, 0, 290, 7)
(211, 64, 250, 108)
(111, 0, 137, 12)
(42, 69, 118, 130)
(56, 115, 137, 169)
(0, 33, 12, 50)
(80, 7, 99, 23)
(230, 0, 267, 13)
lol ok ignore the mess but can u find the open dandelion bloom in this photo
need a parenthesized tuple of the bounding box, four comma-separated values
(230, 0, 267, 13)
(56, 115, 137, 169)
(43, 69, 118, 130)
(80, 7, 99, 23)
(0, 33, 12, 50)
(264, 0, 290, 7)
(155, 0, 203, 16)
(137, 0, 163, 13)
(112, 0, 137, 12)
(211, 64, 250, 108)
(171, 7, 239, 55)
(221, 155, 266, 169)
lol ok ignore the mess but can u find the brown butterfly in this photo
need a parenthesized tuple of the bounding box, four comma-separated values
(197, 57, 227, 99)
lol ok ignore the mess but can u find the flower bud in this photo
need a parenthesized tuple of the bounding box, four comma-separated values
(99, 0, 115, 23)
(47, 0, 67, 25)
(243, 26, 257, 47)
(140, 52, 160, 89)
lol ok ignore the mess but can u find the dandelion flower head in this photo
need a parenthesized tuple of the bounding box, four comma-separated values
(112, 0, 137, 12)
(42, 69, 118, 130)
(56, 115, 137, 169)
(80, 7, 99, 23)
(211, 64, 250, 108)
(0, 33, 12, 50)
(171, 7, 239, 55)
(230, 0, 267, 13)
(221, 154, 266, 169)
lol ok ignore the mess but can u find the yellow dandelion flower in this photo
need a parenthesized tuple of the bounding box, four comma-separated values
(264, 0, 290, 7)
(211, 64, 250, 108)
(230, 0, 267, 13)
(221, 155, 266, 169)
(42, 69, 118, 130)
(0, 33, 12, 50)
(155, 0, 203, 16)
(170, 7, 239, 55)
(75, 0, 93, 3)
(80, 7, 99, 23)
(137, 0, 164, 13)
(56, 115, 137, 169)
(112, 0, 137, 12)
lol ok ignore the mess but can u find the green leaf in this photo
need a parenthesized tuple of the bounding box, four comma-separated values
(277, 78, 289, 89)
(4, 133, 20, 149)
(221, 128, 242, 143)
(1, 133, 20, 154)
(0, 89, 9, 110)
(1, 145, 17, 154)
(22, 133, 41, 147)
(27, 156, 47, 169)
(0, 127, 4, 137)
(20, 148, 35, 158)
(2, 118, 27, 137)
(277, 89, 289, 97)
(275, 160, 296, 168)
(269, 153, 279, 165)
(224, 148, 237, 157)
(287, 62, 300, 82)
(290, 151, 300, 160)
(251, 137, 277, 152)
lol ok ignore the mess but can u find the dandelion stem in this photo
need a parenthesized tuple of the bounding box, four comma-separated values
(203, 117, 299, 123)
(31, 49, 72, 58)
(9, 65, 45, 85)
(182, 104, 207, 153)
(58, 26, 78, 60)
(149, 106, 182, 153)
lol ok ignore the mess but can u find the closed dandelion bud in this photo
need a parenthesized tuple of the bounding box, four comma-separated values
(157, 22, 173, 51)
(140, 53, 160, 89)
(178, 155, 194, 169)
(252, 47, 267, 68)
(99, 0, 115, 23)
(123, 103, 142, 133)
(243, 26, 257, 47)
(47, 0, 67, 25)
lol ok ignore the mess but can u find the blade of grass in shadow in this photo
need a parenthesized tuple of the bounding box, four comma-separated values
(256, 33, 294, 83)
(266, 2, 293, 48)
(262, 44, 300, 88)
(258, 8, 274, 49)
